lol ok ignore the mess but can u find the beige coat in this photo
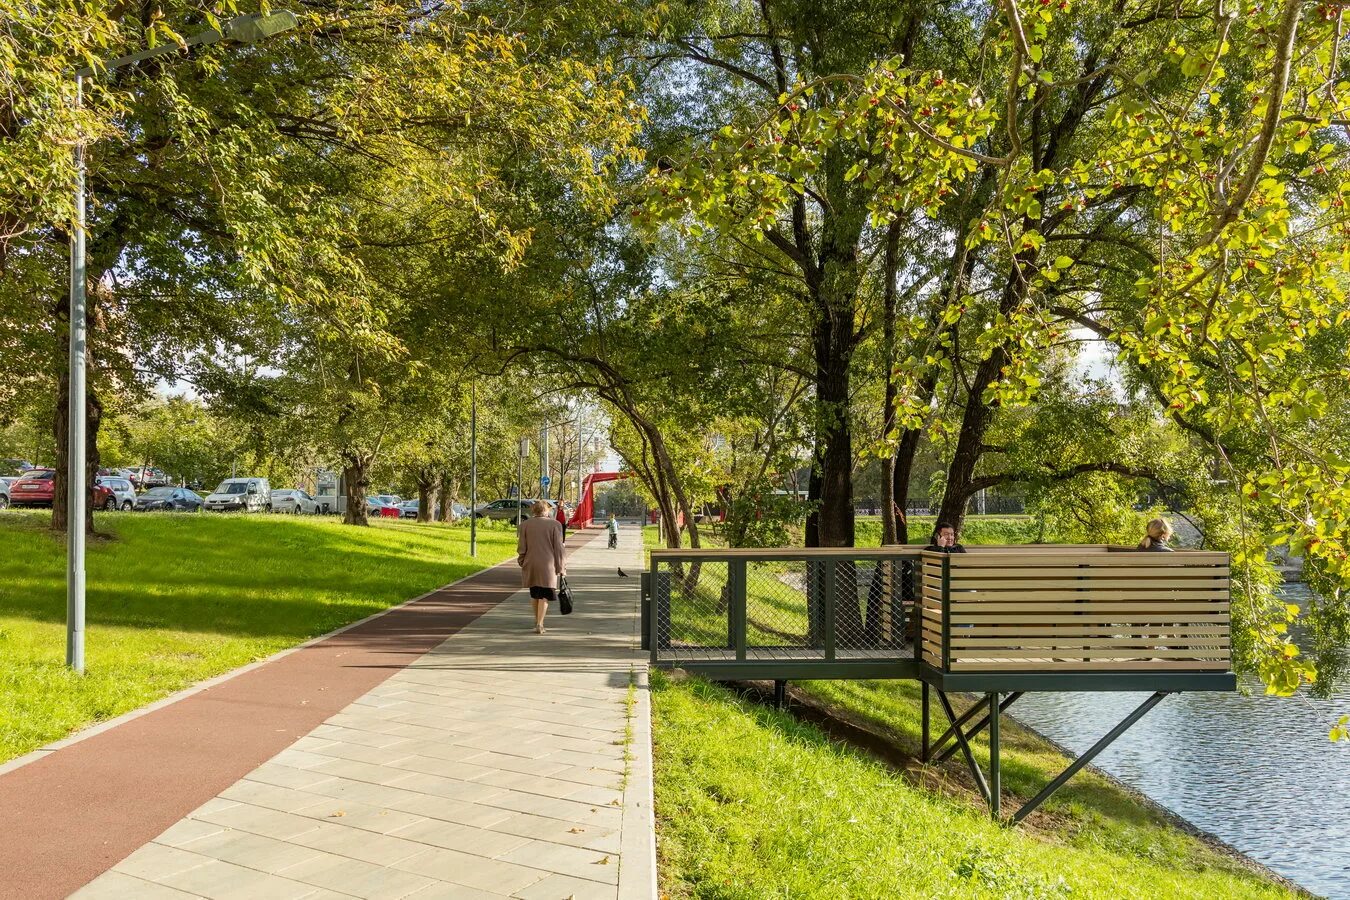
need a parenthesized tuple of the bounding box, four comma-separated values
(517, 515, 565, 589)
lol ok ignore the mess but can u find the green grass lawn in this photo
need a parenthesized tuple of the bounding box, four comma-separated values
(653, 673, 1294, 899)
(0, 510, 518, 763)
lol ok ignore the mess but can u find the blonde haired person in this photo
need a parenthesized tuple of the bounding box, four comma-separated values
(1138, 517, 1174, 552)
(518, 499, 566, 633)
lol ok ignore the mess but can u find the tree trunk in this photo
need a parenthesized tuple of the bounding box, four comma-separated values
(437, 472, 454, 522)
(880, 222, 901, 546)
(892, 427, 923, 544)
(416, 477, 435, 523)
(342, 455, 370, 526)
(811, 308, 855, 548)
(938, 261, 1033, 531)
(805, 153, 865, 549)
(936, 352, 1003, 532)
(52, 373, 101, 535)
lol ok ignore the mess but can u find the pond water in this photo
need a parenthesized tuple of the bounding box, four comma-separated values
(1012, 587, 1349, 898)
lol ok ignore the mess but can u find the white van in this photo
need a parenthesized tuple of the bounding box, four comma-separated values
(204, 477, 272, 513)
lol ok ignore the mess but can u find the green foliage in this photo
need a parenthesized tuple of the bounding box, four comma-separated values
(640, 0, 1350, 711)
(855, 515, 1039, 547)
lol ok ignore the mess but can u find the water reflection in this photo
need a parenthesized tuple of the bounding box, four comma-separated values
(1011, 594, 1350, 898)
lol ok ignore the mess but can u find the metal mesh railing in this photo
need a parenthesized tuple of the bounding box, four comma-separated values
(649, 550, 921, 663)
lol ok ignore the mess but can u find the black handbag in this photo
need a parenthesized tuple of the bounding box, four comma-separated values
(558, 576, 574, 615)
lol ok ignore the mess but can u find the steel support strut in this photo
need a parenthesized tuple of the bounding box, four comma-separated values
(933, 691, 1023, 764)
(934, 691, 991, 806)
(1009, 690, 1170, 825)
(928, 693, 991, 761)
(932, 689, 1168, 823)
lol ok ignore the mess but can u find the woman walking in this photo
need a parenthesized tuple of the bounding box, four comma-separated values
(518, 499, 566, 634)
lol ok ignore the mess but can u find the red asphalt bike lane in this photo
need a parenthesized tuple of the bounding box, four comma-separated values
(0, 528, 599, 900)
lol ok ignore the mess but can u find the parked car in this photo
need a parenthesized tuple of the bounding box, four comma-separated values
(366, 496, 399, 518)
(0, 476, 12, 509)
(134, 486, 204, 512)
(203, 477, 271, 512)
(94, 476, 136, 511)
(271, 489, 319, 515)
(128, 467, 170, 489)
(8, 468, 56, 507)
(398, 499, 420, 519)
(371, 494, 402, 507)
(474, 498, 535, 524)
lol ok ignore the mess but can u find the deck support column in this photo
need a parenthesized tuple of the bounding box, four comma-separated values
(921, 682, 930, 762)
(988, 691, 1000, 821)
(773, 679, 787, 710)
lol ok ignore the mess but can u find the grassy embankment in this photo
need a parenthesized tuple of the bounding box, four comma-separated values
(654, 675, 1294, 899)
(0, 510, 518, 763)
(643, 517, 1292, 897)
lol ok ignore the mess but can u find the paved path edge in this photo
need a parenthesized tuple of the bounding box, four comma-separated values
(618, 665, 659, 899)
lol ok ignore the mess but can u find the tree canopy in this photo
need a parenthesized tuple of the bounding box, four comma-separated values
(3, 0, 1349, 733)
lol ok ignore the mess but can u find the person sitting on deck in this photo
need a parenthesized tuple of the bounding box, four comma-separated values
(925, 521, 967, 553)
(1138, 517, 1174, 551)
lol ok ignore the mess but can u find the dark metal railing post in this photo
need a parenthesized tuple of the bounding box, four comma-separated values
(941, 555, 952, 671)
(652, 560, 671, 658)
(823, 558, 837, 661)
(640, 571, 651, 652)
(911, 557, 924, 661)
(730, 559, 747, 661)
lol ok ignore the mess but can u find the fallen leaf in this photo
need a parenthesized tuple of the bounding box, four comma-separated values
(595, 856, 611, 865)
(328, 811, 345, 817)
(568, 827, 585, 834)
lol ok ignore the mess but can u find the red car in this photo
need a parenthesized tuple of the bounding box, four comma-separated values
(9, 468, 112, 509)
(9, 468, 56, 507)
(92, 481, 116, 510)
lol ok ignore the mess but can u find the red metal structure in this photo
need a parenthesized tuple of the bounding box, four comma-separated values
(567, 471, 627, 528)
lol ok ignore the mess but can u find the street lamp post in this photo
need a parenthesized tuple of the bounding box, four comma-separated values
(469, 379, 477, 558)
(65, 12, 298, 674)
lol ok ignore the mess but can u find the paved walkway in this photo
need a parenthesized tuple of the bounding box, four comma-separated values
(8, 525, 653, 900)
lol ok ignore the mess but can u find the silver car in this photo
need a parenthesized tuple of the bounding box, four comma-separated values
(204, 477, 271, 513)
(95, 476, 136, 510)
(0, 476, 12, 510)
(474, 498, 537, 524)
(271, 489, 319, 515)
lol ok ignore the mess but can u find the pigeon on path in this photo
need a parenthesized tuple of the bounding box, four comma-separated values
(618, 568, 629, 577)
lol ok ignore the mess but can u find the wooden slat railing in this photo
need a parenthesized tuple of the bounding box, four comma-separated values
(920, 548, 1231, 673)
